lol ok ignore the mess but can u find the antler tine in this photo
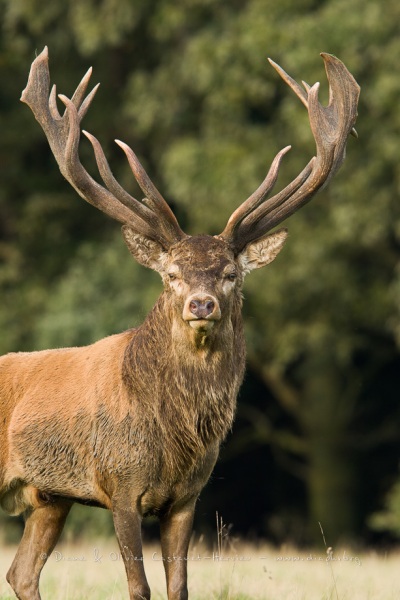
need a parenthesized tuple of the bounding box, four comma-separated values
(220, 54, 360, 253)
(115, 140, 185, 243)
(83, 131, 185, 244)
(221, 145, 291, 241)
(71, 66, 94, 113)
(21, 47, 186, 249)
(268, 58, 309, 109)
(82, 130, 142, 214)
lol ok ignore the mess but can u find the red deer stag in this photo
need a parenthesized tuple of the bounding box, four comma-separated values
(0, 47, 359, 600)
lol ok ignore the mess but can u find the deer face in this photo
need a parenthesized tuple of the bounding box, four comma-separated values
(122, 227, 288, 337)
(164, 236, 237, 334)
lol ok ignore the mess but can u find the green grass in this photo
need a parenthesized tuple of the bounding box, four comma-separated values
(1, 541, 400, 599)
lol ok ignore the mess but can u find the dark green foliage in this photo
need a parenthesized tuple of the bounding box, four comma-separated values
(1, 0, 400, 544)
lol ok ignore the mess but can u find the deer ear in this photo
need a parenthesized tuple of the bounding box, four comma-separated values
(238, 228, 288, 274)
(122, 226, 168, 273)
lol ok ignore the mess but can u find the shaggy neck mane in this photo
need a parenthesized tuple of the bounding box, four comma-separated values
(122, 291, 246, 475)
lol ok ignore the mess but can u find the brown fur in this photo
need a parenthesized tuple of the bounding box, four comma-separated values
(0, 231, 287, 600)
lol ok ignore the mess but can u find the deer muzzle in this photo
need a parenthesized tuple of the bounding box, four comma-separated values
(183, 294, 221, 332)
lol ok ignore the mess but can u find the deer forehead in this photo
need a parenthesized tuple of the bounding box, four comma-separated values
(167, 235, 236, 276)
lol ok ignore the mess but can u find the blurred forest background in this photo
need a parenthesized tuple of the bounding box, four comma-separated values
(0, 0, 400, 548)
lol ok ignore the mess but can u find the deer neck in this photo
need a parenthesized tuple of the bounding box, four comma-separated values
(122, 290, 246, 410)
(121, 292, 246, 475)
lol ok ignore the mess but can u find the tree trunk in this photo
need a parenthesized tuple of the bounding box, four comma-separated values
(307, 435, 358, 544)
(300, 349, 359, 544)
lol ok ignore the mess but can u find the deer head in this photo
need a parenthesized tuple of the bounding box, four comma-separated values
(21, 48, 359, 344)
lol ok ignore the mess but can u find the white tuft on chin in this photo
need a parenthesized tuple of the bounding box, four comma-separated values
(188, 320, 215, 332)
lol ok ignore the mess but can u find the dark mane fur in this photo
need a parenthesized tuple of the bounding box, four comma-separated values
(122, 291, 246, 476)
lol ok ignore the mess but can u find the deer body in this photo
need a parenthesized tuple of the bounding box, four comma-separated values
(1, 49, 359, 599)
(1, 237, 245, 519)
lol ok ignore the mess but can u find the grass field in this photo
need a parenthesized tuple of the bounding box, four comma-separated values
(1, 539, 400, 599)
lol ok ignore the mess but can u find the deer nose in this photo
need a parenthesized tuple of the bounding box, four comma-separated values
(189, 299, 215, 319)
(183, 294, 221, 324)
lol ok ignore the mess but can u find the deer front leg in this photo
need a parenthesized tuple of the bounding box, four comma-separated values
(159, 498, 197, 600)
(112, 503, 150, 600)
(6, 499, 72, 600)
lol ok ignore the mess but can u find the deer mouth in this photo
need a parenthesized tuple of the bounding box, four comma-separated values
(187, 317, 217, 332)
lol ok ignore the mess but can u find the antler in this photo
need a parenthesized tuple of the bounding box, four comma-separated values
(219, 53, 360, 253)
(22, 49, 359, 254)
(21, 47, 186, 249)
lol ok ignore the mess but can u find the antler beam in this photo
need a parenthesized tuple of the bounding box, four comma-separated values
(21, 47, 186, 249)
(219, 53, 360, 253)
